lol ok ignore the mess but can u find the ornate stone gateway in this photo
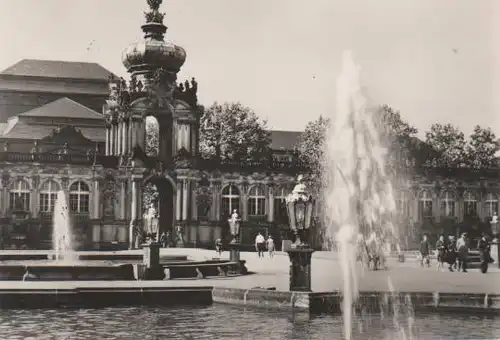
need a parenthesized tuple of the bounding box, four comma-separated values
(103, 0, 202, 248)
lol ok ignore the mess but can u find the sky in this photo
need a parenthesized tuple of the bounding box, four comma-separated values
(0, 0, 499, 137)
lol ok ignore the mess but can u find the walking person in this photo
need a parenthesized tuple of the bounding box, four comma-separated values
(446, 235, 457, 272)
(266, 236, 275, 258)
(478, 233, 491, 274)
(419, 234, 431, 268)
(435, 234, 446, 271)
(456, 233, 469, 273)
(255, 232, 266, 258)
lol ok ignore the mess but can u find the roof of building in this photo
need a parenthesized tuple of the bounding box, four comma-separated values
(0, 59, 113, 81)
(18, 97, 104, 120)
(269, 130, 302, 150)
(1, 122, 105, 142)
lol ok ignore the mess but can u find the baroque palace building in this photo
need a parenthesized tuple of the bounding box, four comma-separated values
(0, 0, 498, 251)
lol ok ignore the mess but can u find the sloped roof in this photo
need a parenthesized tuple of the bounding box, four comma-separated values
(0, 59, 113, 81)
(269, 130, 302, 150)
(18, 97, 104, 120)
(1, 122, 105, 142)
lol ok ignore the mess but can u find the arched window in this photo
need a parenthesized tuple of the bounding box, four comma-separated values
(39, 180, 60, 213)
(485, 193, 498, 218)
(440, 191, 456, 217)
(69, 181, 90, 213)
(9, 179, 30, 211)
(418, 190, 433, 218)
(463, 191, 478, 218)
(248, 186, 266, 216)
(221, 184, 240, 219)
(273, 186, 289, 223)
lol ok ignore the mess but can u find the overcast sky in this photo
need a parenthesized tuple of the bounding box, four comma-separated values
(0, 0, 499, 137)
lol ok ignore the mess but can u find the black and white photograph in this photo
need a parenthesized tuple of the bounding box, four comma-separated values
(0, 0, 499, 339)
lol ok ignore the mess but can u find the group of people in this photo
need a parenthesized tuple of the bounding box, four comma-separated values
(213, 232, 275, 258)
(255, 232, 275, 258)
(420, 232, 494, 273)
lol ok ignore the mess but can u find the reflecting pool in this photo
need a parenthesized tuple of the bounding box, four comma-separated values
(0, 304, 497, 340)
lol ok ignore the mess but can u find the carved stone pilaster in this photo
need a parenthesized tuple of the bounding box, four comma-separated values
(60, 177, 69, 191)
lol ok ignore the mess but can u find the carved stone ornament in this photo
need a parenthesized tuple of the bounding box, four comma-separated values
(146, 68, 177, 110)
(102, 177, 117, 217)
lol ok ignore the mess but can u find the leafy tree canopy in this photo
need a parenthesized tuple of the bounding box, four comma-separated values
(465, 125, 500, 169)
(296, 115, 331, 172)
(425, 123, 468, 168)
(199, 102, 271, 161)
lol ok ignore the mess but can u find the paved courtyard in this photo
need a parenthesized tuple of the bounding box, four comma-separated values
(163, 248, 500, 294)
(0, 248, 498, 295)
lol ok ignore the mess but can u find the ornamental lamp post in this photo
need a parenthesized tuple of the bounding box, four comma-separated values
(285, 175, 315, 292)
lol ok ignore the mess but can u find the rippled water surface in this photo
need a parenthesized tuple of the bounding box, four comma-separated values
(0, 305, 498, 340)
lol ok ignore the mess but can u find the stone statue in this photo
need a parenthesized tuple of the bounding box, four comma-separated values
(145, 204, 159, 242)
(175, 225, 185, 247)
(228, 209, 241, 244)
(3, 142, 8, 152)
(30, 141, 38, 160)
(287, 175, 314, 247)
(491, 212, 498, 241)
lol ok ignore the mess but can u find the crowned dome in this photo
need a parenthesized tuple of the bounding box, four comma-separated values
(122, 1, 186, 74)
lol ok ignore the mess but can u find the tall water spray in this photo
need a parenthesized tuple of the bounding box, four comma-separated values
(52, 190, 76, 262)
(321, 51, 398, 340)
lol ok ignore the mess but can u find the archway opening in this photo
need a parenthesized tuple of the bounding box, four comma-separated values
(142, 176, 175, 244)
(145, 115, 159, 157)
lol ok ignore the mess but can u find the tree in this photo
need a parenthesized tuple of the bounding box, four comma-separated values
(375, 105, 419, 168)
(199, 102, 271, 161)
(425, 123, 467, 167)
(465, 125, 500, 168)
(296, 115, 331, 172)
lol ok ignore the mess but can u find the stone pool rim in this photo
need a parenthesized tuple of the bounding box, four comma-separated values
(0, 283, 498, 314)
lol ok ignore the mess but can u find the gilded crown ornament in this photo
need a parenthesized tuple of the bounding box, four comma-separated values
(147, 0, 162, 11)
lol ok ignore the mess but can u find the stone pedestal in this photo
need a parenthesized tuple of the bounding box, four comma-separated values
(225, 243, 248, 274)
(142, 243, 164, 280)
(287, 247, 314, 292)
(226, 243, 243, 262)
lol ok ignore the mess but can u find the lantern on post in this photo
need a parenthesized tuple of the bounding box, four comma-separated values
(285, 175, 316, 292)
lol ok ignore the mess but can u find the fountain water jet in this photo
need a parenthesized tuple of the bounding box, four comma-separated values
(321, 50, 399, 339)
(52, 190, 77, 262)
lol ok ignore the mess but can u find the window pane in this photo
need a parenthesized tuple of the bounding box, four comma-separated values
(69, 194, 79, 212)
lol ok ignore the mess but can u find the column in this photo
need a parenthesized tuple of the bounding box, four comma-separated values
(31, 181, 39, 218)
(433, 189, 440, 223)
(105, 127, 110, 155)
(129, 179, 137, 249)
(191, 181, 198, 221)
(182, 180, 189, 221)
(268, 185, 274, 222)
(242, 188, 249, 221)
(120, 180, 126, 219)
(126, 120, 131, 154)
(92, 178, 101, 245)
(111, 124, 115, 155)
(176, 180, 182, 221)
(138, 120, 145, 150)
(211, 183, 218, 221)
(117, 122, 123, 155)
(214, 184, 221, 221)
(123, 121, 128, 154)
(93, 178, 100, 219)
